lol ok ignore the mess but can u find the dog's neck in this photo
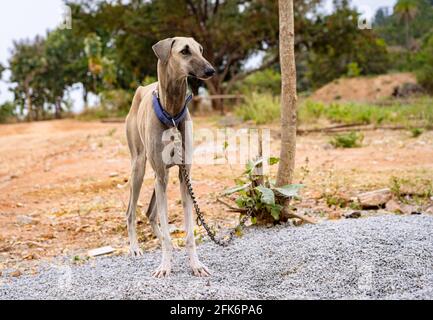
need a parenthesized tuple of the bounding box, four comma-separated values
(157, 61, 188, 116)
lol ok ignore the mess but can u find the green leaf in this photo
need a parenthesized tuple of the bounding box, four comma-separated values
(268, 157, 280, 166)
(251, 217, 257, 225)
(235, 196, 246, 208)
(244, 158, 264, 175)
(274, 184, 304, 198)
(255, 186, 275, 205)
(223, 141, 229, 151)
(270, 205, 282, 221)
(222, 183, 252, 196)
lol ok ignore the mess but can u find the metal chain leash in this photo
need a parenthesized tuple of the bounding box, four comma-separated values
(179, 164, 254, 247)
(170, 122, 253, 247)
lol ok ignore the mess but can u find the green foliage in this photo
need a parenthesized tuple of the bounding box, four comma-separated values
(234, 68, 281, 95)
(235, 93, 280, 124)
(346, 62, 362, 78)
(330, 132, 364, 149)
(416, 32, 433, 93)
(298, 98, 433, 128)
(0, 102, 16, 123)
(374, 0, 433, 52)
(0, 63, 5, 80)
(307, 1, 390, 88)
(390, 176, 433, 202)
(8, 29, 91, 120)
(410, 127, 424, 137)
(222, 158, 304, 223)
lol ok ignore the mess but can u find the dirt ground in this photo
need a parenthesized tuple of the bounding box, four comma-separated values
(1, 119, 432, 275)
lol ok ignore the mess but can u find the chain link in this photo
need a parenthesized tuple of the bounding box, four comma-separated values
(179, 164, 253, 247)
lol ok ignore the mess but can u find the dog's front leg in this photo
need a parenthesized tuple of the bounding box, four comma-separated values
(179, 168, 211, 277)
(152, 174, 173, 278)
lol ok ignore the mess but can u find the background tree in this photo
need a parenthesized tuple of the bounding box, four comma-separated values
(416, 32, 433, 93)
(0, 63, 5, 80)
(374, 0, 433, 49)
(67, 0, 322, 112)
(394, 0, 419, 49)
(276, 0, 297, 187)
(307, 0, 390, 88)
(44, 29, 84, 118)
(9, 37, 47, 121)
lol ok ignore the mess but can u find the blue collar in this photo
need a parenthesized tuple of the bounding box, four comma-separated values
(152, 91, 193, 128)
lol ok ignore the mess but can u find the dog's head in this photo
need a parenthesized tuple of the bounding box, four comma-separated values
(152, 37, 215, 80)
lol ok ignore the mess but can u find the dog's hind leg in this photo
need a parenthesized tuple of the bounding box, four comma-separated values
(125, 154, 146, 256)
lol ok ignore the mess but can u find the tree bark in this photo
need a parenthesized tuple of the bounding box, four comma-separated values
(25, 87, 33, 122)
(55, 97, 62, 119)
(276, 0, 298, 187)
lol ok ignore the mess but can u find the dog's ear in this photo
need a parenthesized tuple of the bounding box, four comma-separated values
(152, 38, 175, 64)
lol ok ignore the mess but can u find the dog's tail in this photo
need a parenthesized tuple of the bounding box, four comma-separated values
(146, 189, 157, 220)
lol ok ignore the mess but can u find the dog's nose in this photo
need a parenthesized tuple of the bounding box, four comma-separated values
(204, 67, 216, 77)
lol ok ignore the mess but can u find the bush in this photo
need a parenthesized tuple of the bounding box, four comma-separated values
(235, 93, 280, 124)
(416, 32, 433, 94)
(0, 102, 16, 123)
(346, 62, 362, 78)
(330, 132, 364, 148)
(233, 68, 281, 95)
(77, 89, 133, 120)
(100, 89, 133, 116)
(410, 127, 424, 138)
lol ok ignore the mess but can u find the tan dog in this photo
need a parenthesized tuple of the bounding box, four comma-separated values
(125, 37, 215, 278)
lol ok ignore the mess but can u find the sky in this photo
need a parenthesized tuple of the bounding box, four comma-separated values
(0, 0, 396, 110)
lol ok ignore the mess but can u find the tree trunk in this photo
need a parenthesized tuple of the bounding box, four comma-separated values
(405, 16, 410, 50)
(83, 87, 89, 111)
(55, 97, 62, 119)
(26, 90, 33, 122)
(276, 0, 298, 187)
(207, 77, 225, 114)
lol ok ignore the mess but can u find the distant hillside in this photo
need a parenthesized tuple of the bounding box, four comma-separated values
(311, 73, 417, 103)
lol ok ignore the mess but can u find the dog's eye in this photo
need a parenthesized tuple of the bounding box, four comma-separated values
(180, 48, 190, 56)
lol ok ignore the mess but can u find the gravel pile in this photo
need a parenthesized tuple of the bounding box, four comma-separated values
(1, 215, 433, 300)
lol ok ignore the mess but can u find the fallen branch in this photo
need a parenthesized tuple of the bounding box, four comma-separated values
(217, 198, 247, 213)
(298, 124, 410, 135)
(218, 198, 317, 224)
(282, 206, 317, 225)
(297, 123, 364, 134)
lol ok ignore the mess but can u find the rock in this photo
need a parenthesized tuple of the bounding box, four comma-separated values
(16, 215, 34, 225)
(401, 204, 418, 215)
(16, 203, 24, 208)
(392, 82, 424, 98)
(88, 246, 115, 257)
(356, 189, 392, 208)
(109, 172, 119, 178)
(425, 206, 433, 214)
(385, 199, 403, 214)
(343, 211, 362, 219)
(10, 270, 22, 278)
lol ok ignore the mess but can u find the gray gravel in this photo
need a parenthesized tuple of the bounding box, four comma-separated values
(1, 215, 433, 300)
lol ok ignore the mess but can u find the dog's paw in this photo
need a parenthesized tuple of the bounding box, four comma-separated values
(152, 264, 172, 278)
(190, 261, 211, 277)
(129, 245, 143, 257)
